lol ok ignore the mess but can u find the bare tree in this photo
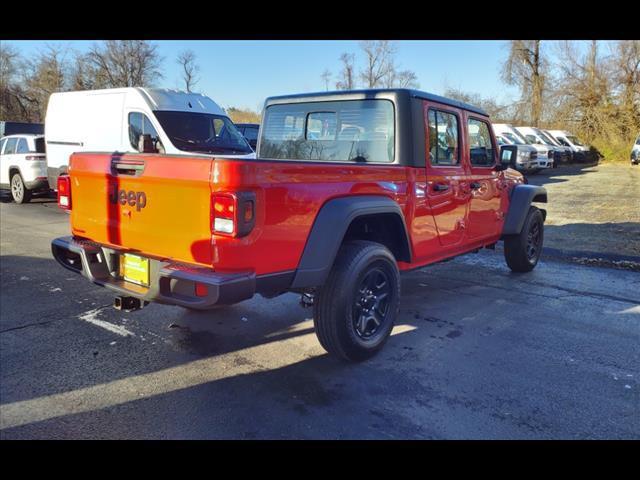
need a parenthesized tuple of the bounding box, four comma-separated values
(331, 42, 418, 90)
(335, 53, 356, 90)
(71, 51, 109, 90)
(177, 49, 199, 93)
(320, 69, 332, 91)
(502, 40, 547, 126)
(553, 41, 612, 139)
(0, 43, 28, 120)
(385, 69, 419, 89)
(1, 45, 72, 122)
(86, 40, 163, 88)
(443, 87, 509, 121)
(609, 40, 640, 134)
(0, 43, 20, 88)
(359, 40, 396, 88)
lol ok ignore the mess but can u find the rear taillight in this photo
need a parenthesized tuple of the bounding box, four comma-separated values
(211, 191, 255, 237)
(57, 175, 71, 210)
(25, 155, 46, 161)
(212, 193, 236, 235)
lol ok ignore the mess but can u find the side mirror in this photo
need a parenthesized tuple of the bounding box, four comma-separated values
(496, 145, 518, 171)
(138, 134, 158, 154)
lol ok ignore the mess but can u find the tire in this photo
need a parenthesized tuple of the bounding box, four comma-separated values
(504, 206, 544, 273)
(313, 240, 400, 362)
(10, 173, 31, 204)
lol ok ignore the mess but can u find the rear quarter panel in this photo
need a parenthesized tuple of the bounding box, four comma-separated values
(209, 159, 411, 275)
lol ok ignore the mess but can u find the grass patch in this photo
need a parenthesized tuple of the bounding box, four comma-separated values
(590, 136, 636, 163)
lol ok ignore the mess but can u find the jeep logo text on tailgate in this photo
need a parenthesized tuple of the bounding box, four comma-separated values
(108, 186, 147, 211)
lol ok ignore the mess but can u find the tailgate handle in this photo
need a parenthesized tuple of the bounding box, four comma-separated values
(112, 160, 145, 176)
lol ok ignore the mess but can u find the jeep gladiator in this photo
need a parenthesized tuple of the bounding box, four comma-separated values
(52, 89, 547, 361)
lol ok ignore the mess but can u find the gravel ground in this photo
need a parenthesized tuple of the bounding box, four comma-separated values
(526, 162, 640, 258)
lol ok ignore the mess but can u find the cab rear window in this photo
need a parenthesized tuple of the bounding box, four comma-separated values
(260, 99, 395, 163)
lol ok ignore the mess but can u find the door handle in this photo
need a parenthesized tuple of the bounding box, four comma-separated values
(432, 183, 450, 192)
(112, 159, 145, 176)
(470, 182, 481, 189)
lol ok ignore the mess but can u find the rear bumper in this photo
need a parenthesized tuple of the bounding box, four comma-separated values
(51, 236, 256, 309)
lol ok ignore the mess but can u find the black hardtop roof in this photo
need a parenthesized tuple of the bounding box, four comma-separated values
(264, 88, 488, 117)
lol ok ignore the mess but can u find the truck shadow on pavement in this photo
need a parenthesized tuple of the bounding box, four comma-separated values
(524, 162, 600, 186)
(0, 338, 434, 439)
(543, 222, 640, 262)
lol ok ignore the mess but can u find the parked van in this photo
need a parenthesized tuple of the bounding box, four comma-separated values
(494, 132, 538, 173)
(545, 130, 590, 162)
(631, 134, 640, 165)
(45, 88, 255, 188)
(493, 124, 553, 170)
(535, 128, 573, 163)
(516, 126, 569, 165)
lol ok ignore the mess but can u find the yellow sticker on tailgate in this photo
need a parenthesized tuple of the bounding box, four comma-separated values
(122, 254, 150, 286)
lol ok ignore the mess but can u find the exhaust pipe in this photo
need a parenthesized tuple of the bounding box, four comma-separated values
(114, 296, 148, 312)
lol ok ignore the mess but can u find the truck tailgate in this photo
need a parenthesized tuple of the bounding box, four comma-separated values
(69, 153, 214, 266)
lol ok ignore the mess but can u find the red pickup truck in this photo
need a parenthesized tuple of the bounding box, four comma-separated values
(52, 89, 547, 361)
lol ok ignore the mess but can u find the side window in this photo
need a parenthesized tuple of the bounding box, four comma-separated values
(468, 118, 495, 167)
(213, 118, 225, 138)
(129, 112, 143, 149)
(16, 138, 29, 154)
(428, 109, 459, 166)
(4, 137, 18, 155)
(143, 116, 160, 142)
(244, 127, 259, 142)
(129, 112, 160, 150)
(0, 138, 6, 155)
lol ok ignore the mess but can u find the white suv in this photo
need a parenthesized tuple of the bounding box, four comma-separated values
(0, 134, 50, 203)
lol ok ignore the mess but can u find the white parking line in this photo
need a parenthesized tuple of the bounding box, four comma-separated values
(78, 308, 134, 337)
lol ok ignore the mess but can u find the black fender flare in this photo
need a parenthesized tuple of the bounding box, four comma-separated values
(502, 184, 547, 235)
(290, 195, 411, 288)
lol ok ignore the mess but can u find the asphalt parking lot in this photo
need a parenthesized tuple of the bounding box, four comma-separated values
(0, 191, 639, 439)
